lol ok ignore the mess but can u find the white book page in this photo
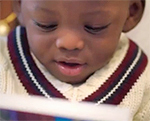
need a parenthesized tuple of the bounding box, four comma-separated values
(0, 94, 131, 121)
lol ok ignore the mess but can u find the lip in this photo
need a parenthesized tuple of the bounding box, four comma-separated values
(54, 57, 86, 76)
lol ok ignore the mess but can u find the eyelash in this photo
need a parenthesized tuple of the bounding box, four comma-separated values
(34, 21, 110, 34)
(84, 23, 110, 34)
(34, 21, 57, 32)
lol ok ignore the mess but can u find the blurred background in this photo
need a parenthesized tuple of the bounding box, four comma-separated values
(127, 0, 150, 58)
(0, 0, 18, 36)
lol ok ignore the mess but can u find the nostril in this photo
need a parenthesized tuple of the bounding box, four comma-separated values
(56, 37, 84, 50)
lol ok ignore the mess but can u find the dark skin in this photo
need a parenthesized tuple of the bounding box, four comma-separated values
(14, 0, 144, 84)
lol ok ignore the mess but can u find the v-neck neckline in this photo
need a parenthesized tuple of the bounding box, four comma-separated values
(7, 26, 148, 105)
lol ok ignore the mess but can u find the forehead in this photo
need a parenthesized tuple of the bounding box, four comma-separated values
(21, 0, 129, 22)
(22, 0, 128, 12)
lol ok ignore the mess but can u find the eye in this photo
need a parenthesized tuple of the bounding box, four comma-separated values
(34, 21, 57, 32)
(84, 23, 111, 34)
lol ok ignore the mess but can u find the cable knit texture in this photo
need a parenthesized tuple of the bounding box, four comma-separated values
(0, 27, 150, 121)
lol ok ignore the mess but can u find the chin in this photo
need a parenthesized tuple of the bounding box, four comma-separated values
(56, 73, 94, 85)
(61, 78, 85, 85)
(54, 75, 86, 84)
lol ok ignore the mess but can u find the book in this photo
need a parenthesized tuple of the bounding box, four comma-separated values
(0, 94, 131, 121)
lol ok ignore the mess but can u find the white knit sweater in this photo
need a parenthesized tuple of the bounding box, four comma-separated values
(0, 27, 150, 121)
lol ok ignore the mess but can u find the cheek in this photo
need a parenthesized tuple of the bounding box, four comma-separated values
(26, 28, 56, 60)
(91, 39, 119, 66)
(25, 19, 56, 52)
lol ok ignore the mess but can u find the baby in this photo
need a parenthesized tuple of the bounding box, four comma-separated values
(0, 0, 149, 120)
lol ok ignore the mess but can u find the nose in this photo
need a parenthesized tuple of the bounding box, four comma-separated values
(56, 32, 84, 50)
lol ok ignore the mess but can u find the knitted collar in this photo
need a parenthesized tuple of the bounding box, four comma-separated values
(8, 26, 148, 105)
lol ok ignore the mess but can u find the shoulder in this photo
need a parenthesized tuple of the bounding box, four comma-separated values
(0, 36, 8, 66)
(133, 61, 150, 121)
(0, 36, 9, 92)
(143, 60, 150, 88)
(0, 36, 10, 86)
(0, 36, 7, 49)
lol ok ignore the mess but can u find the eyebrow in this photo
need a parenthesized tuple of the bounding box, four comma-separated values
(34, 6, 58, 15)
(84, 10, 111, 16)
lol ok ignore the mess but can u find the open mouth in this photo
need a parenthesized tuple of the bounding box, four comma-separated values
(55, 61, 85, 76)
(58, 61, 81, 68)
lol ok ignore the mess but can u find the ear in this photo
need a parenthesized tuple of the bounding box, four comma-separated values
(123, 0, 145, 32)
(13, 0, 24, 26)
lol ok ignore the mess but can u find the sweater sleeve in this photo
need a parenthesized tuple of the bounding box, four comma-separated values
(133, 62, 150, 121)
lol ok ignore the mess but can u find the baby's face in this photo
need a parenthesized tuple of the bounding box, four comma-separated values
(21, 0, 129, 84)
